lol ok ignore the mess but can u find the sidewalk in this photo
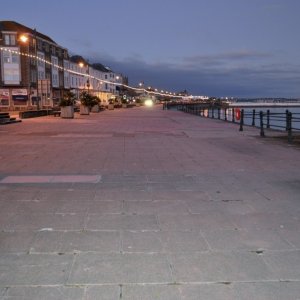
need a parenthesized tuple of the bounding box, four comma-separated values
(0, 105, 300, 299)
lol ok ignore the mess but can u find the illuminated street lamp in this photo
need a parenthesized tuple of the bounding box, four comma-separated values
(33, 29, 40, 110)
(19, 30, 40, 110)
(79, 60, 90, 92)
(19, 35, 28, 43)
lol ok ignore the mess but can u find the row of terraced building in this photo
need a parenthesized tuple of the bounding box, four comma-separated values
(0, 21, 128, 111)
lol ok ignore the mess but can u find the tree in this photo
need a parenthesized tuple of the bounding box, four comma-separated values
(80, 91, 99, 107)
(59, 91, 76, 107)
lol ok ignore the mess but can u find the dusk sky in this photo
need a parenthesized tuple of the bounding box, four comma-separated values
(2, 0, 300, 97)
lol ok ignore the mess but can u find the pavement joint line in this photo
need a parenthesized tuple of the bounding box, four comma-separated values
(2, 279, 300, 288)
(0, 175, 102, 184)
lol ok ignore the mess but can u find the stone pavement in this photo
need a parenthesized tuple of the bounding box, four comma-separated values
(0, 105, 300, 299)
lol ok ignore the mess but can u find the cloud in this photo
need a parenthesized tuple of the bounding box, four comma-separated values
(86, 51, 300, 98)
(66, 36, 93, 50)
(176, 51, 273, 71)
(182, 50, 272, 63)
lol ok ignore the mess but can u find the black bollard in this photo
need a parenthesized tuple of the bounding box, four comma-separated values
(285, 109, 289, 131)
(239, 109, 244, 131)
(260, 111, 265, 137)
(287, 112, 293, 143)
(252, 109, 255, 126)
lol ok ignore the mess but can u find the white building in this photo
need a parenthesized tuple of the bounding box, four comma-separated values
(69, 56, 122, 106)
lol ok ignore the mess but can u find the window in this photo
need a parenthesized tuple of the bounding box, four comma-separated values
(4, 35, 10, 45)
(37, 53, 45, 67)
(38, 71, 45, 80)
(1, 48, 21, 84)
(44, 43, 49, 52)
(31, 70, 37, 83)
(10, 35, 16, 45)
(4, 34, 16, 46)
(11, 53, 19, 63)
(37, 39, 42, 50)
(3, 51, 11, 63)
(30, 57, 36, 66)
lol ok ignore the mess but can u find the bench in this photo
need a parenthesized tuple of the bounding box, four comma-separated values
(52, 110, 61, 117)
(50, 107, 61, 117)
(19, 110, 49, 119)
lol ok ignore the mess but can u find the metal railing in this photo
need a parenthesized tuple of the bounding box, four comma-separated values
(165, 103, 300, 143)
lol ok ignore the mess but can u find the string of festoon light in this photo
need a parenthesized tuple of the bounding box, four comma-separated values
(0, 47, 183, 99)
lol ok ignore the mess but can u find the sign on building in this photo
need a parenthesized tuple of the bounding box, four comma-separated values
(0, 89, 9, 106)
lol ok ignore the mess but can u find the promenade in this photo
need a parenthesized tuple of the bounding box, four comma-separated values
(0, 105, 300, 299)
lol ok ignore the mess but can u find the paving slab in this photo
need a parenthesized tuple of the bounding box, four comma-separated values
(234, 281, 300, 300)
(122, 285, 181, 300)
(85, 285, 120, 300)
(262, 250, 300, 280)
(0, 213, 86, 231)
(0, 232, 36, 253)
(122, 230, 209, 253)
(202, 228, 295, 251)
(169, 251, 275, 282)
(179, 283, 238, 300)
(0, 253, 73, 285)
(86, 214, 159, 231)
(68, 253, 172, 284)
(31, 230, 121, 253)
(0, 106, 300, 298)
(1, 286, 84, 300)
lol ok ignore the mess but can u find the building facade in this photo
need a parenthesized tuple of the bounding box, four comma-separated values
(0, 21, 126, 111)
(0, 21, 70, 110)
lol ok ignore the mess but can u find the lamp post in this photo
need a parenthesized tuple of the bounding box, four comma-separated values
(33, 29, 40, 110)
(78, 62, 84, 95)
(115, 75, 120, 96)
(86, 61, 90, 93)
(19, 34, 30, 106)
(79, 60, 90, 93)
(19, 31, 39, 110)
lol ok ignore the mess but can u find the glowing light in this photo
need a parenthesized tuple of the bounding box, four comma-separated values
(19, 35, 28, 43)
(145, 99, 153, 107)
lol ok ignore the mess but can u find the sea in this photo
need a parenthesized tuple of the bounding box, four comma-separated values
(227, 99, 300, 131)
(173, 99, 300, 131)
(222, 107, 300, 131)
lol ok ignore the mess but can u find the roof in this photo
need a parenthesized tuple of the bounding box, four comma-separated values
(0, 20, 57, 44)
(92, 63, 112, 73)
(69, 55, 88, 64)
(69, 56, 113, 73)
